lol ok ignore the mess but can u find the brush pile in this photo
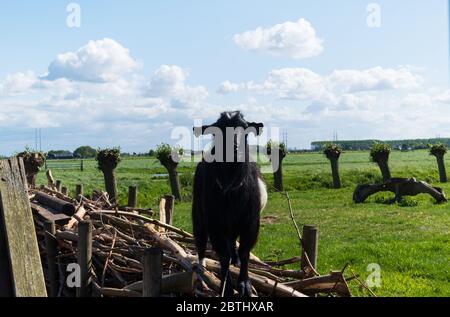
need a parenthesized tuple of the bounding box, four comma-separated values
(30, 186, 353, 298)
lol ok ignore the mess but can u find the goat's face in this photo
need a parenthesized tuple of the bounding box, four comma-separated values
(194, 111, 263, 163)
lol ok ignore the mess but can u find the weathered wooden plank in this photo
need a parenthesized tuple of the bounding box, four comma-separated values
(0, 204, 14, 297)
(0, 157, 47, 297)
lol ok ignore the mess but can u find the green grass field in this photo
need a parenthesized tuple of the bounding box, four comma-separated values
(37, 150, 450, 297)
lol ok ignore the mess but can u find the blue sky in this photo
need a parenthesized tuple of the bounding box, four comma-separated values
(0, 0, 449, 155)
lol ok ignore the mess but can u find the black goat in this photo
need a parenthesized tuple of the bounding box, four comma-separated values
(192, 111, 268, 297)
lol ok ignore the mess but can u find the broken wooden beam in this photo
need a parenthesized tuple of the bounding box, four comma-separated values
(34, 192, 76, 216)
(125, 271, 196, 295)
(31, 202, 71, 226)
(284, 271, 351, 297)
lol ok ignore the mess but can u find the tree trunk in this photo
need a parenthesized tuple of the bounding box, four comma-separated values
(377, 159, 391, 181)
(27, 173, 38, 189)
(167, 167, 182, 201)
(436, 155, 447, 183)
(330, 158, 341, 189)
(273, 159, 284, 192)
(102, 168, 118, 203)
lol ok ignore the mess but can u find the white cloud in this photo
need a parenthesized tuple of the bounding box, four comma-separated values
(402, 93, 433, 108)
(147, 65, 208, 107)
(0, 71, 37, 95)
(433, 90, 450, 104)
(216, 80, 241, 94)
(219, 66, 422, 102)
(147, 65, 188, 96)
(45, 38, 139, 82)
(327, 66, 422, 93)
(257, 68, 327, 100)
(234, 18, 323, 59)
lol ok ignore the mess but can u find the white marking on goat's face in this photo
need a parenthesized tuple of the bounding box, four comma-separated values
(258, 178, 268, 212)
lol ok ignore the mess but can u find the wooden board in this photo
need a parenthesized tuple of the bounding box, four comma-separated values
(0, 157, 47, 297)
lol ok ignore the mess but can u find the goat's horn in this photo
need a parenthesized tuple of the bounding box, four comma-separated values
(248, 122, 264, 135)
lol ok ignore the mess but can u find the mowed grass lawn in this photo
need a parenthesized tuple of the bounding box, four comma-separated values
(37, 150, 450, 297)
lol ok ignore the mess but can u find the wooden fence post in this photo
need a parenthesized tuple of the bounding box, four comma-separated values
(163, 195, 175, 226)
(61, 187, 69, 196)
(55, 180, 62, 192)
(77, 220, 93, 297)
(128, 186, 138, 208)
(80, 160, 84, 172)
(44, 221, 59, 297)
(301, 225, 319, 271)
(142, 247, 163, 297)
(76, 184, 84, 198)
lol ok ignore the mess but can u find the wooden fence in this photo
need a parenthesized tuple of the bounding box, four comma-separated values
(45, 160, 84, 171)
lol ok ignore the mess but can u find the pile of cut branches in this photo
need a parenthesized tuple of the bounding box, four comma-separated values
(30, 186, 353, 297)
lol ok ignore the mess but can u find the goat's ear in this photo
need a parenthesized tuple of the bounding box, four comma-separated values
(248, 122, 264, 136)
(193, 125, 213, 137)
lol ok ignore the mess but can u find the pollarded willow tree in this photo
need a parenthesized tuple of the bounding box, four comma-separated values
(323, 143, 342, 189)
(267, 140, 287, 192)
(429, 143, 448, 183)
(96, 148, 121, 203)
(370, 142, 392, 181)
(156, 143, 183, 201)
(17, 149, 46, 188)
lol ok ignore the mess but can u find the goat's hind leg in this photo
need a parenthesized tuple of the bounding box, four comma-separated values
(230, 240, 240, 267)
(192, 210, 207, 267)
(193, 226, 207, 267)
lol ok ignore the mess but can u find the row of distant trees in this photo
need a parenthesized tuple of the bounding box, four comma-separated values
(46, 146, 156, 159)
(311, 138, 450, 151)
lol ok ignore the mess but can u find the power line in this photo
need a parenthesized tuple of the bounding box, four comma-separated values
(33, 128, 43, 152)
(39, 128, 42, 152)
(282, 130, 288, 149)
(34, 129, 36, 151)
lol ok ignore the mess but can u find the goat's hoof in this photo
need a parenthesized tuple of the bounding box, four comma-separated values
(222, 285, 234, 297)
(238, 281, 252, 297)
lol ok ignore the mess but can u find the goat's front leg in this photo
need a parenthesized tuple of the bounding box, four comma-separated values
(219, 255, 233, 297)
(237, 250, 252, 297)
